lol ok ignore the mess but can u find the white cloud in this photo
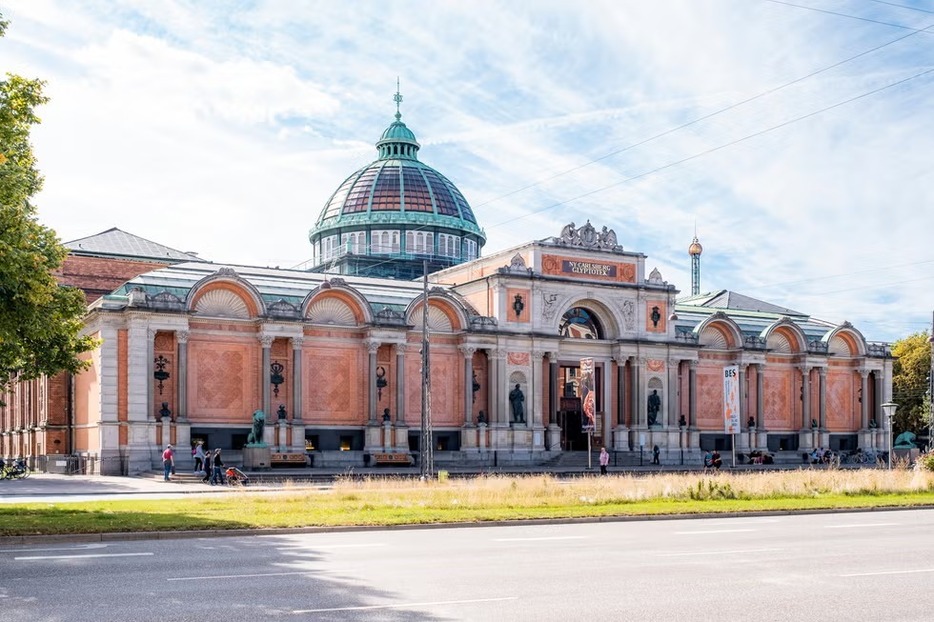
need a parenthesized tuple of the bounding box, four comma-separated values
(2, 0, 933, 341)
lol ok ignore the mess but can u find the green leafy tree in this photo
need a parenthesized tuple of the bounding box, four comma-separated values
(890, 330, 932, 437)
(0, 13, 96, 391)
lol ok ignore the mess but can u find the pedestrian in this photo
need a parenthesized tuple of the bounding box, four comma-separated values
(193, 441, 205, 473)
(161, 444, 174, 481)
(599, 446, 609, 475)
(201, 448, 212, 483)
(211, 448, 225, 485)
(652, 444, 660, 465)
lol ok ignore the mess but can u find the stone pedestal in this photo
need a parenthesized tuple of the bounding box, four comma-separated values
(547, 424, 563, 451)
(364, 423, 382, 452)
(242, 445, 272, 470)
(382, 420, 393, 451)
(394, 424, 409, 451)
(461, 424, 477, 451)
(277, 421, 287, 452)
(478, 423, 488, 451)
(290, 420, 306, 453)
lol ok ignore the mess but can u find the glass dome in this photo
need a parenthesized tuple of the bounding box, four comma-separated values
(308, 90, 486, 279)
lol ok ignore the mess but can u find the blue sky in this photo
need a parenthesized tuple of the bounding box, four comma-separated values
(3, 0, 933, 343)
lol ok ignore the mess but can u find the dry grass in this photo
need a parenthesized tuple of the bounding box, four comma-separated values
(326, 467, 934, 506)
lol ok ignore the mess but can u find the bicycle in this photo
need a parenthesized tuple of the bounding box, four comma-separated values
(0, 458, 30, 480)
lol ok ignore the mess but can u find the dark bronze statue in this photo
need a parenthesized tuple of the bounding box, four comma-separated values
(247, 410, 265, 445)
(647, 390, 660, 426)
(509, 384, 525, 423)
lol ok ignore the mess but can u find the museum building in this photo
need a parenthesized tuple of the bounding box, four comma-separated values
(0, 97, 894, 474)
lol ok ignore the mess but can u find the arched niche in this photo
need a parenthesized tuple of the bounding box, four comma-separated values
(187, 272, 264, 319)
(406, 296, 467, 333)
(762, 319, 806, 354)
(824, 324, 867, 357)
(694, 314, 743, 350)
(301, 284, 371, 326)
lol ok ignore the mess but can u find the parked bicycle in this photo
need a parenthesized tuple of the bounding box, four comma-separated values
(0, 458, 30, 480)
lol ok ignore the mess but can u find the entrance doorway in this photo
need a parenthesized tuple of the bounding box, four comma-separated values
(557, 364, 602, 450)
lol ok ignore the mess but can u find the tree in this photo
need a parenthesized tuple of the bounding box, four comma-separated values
(0, 13, 95, 391)
(890, 330, 932, 437)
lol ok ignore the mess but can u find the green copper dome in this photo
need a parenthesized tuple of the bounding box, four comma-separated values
(308, 86, 486, 280)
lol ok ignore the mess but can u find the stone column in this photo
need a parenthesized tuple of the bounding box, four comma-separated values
(365, 339, 380, 424)
(818, 367, 827, 429)
(668, 359, 680, 427)
(738, 364, 747, 427)
(487, 349, 500, 425)
(630, 362, 641, 428)
(290, 336, 305, 453)
(688, 361, 697, 428)
(860, 370, 870, 429)
(291, 337, 303, 421)
(146, 329, 155, 421)
(874, 371, 883, 429)
(460, 346, 476, 425)
(549, 353, 559, 426)
(533, 350, 546, 449)
(177, 331, 189, 422)
(393, 344, 406, 424)
(259, 334, 272, 419)
(800, 366, 811, 429)
(616, 356, 627, 426)
(756, 363, 765, 429)
(547, 352, 561, 451)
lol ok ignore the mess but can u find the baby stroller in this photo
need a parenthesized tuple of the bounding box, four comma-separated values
(224, 466, 250, 486)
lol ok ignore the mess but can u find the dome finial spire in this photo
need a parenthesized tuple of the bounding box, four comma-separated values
(393, 77, 403, 121)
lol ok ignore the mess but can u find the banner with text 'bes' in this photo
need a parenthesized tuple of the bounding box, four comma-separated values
(580, 357, 595, 431)
(723, 365, 740, 434)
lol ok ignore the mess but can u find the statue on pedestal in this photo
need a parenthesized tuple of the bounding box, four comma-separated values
(509, 384, 525, 423)
(246, 410, 266, 445)
(647, 390, 660, 426)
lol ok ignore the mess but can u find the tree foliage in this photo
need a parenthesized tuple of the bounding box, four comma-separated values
(0, 13, 96, 388)
(890, 330, 932, 436)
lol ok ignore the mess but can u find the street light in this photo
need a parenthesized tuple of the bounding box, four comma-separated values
(881, 402, 898, 470)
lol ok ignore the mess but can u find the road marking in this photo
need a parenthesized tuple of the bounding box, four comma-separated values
(168, 571, 319, 581)
(15, 552, 153, 561)
(660, 547, 782, 557)
(674, 529, 756, 535)
(0, 544, 107, 554)
(824, 523, 900, 529)
(293, 596, 518, 614)
(494, 536, 587, 542)
(841, 568, 934, 577)
(300, 543, 387, 549)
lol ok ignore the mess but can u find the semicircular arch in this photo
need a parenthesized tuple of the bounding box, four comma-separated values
(301, 285, 371, 326)
(761, 319, 807, 354)
(693, 314, 743, 350)
(555, 298, 619, 340)
(186, 270, 265, 319)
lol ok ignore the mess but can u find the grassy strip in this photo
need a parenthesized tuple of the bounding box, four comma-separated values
(2, 484, 934, 537)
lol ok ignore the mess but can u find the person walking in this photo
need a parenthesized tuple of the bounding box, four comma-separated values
(599, 446, 609, 475)
(161, 444, 174, 481)
(193, 441, 205, 473)
(652, 444, 661, 465)
(211, 448, 225, 485)
(201, 449, 212, 484)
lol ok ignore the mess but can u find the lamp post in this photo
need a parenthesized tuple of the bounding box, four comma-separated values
(881, 401, 898, 470)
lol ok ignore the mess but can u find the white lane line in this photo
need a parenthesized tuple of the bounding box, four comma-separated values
(824, 523, 901, 529)
(1, 544, 107, 554)
(674, 529, 756, 535)
(293, 596, 518, 614)
(841, 568, 934, 578)
(494, 536, 588, 542)
(301, 543, 387, 549)
(15, 552, 153, 561)
(168, 571, 318, 582)
(660, 548, 782, 557)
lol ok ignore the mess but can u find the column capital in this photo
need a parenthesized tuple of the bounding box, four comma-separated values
(798, 364, 811, 375)
(458, 345, 477, 358)
(858, 368, 870, 379)
(547, 351, 559, 363)
(291, 336, 304, 350)
(147, 328, 158, 340)
(392, 343, 411, 357)
(364, 339, 381, 354)
(176, 330, 189, 345)
(688, 360, 698, 370)
(488, 348, 507, 360)
(818, 366, 827, 377)
(531, 349, 546, 360)
(259, 334, 274, 348)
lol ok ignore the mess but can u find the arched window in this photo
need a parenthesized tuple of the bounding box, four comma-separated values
(559, 307, 604, 340)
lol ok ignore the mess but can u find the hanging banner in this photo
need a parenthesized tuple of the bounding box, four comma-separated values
(580, 357, 595, 431)
(723, 364, 740, 434)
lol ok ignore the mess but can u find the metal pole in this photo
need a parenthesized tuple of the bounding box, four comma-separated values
(420, 260, 433, 480)
(731, 433, 736, 469)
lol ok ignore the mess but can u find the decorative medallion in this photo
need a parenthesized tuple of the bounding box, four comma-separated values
(508, 352, 530, 366)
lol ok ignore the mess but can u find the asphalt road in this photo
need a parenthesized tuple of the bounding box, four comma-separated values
(1, 508, 932, 621)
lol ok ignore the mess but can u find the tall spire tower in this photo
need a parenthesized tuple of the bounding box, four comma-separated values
(688, 229, 703, 296)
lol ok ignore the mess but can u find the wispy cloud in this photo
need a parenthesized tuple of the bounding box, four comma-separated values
(3, 0, 933, 340)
